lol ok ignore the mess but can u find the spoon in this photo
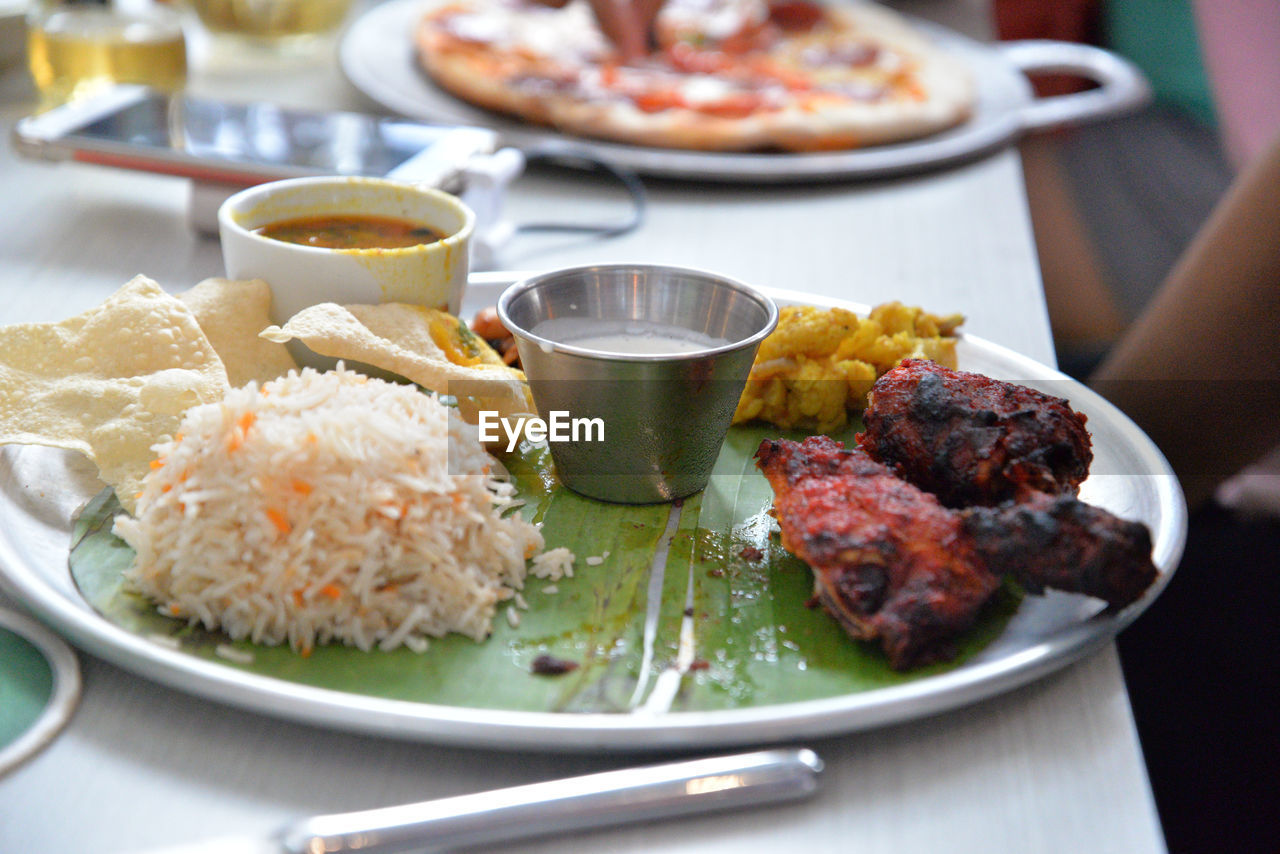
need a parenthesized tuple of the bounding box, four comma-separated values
(140, 747, 823, 854)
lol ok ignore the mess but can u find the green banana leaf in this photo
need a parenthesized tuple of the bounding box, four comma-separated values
(70, 422, 1018, 714)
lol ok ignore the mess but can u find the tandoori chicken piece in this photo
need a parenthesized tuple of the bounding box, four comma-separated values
(756, 436, 1158, 669)
(858, 359, 1093, 507)
(962, 491, 1157, 611)
(756, 435, 1002, 669)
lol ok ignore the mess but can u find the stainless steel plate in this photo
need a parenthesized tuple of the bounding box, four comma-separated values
(0, 276, 1186, 751)
(338, 0, 1149, 182)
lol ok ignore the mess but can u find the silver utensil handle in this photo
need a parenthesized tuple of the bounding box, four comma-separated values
(278, 748, 823, 854)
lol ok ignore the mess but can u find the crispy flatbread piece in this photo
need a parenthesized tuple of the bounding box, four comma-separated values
(178, 277, 298, 388)
(0, 275, 229, 513)
(261, 302, 531, 420)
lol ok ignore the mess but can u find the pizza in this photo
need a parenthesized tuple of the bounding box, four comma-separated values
(413, 0, 974, 152)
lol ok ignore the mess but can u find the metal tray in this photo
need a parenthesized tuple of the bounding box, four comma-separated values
(0, 277, 1186, 751)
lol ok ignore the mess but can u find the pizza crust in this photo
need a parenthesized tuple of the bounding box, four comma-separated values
(414, 0, 973, 152)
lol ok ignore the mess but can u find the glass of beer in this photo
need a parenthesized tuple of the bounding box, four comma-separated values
(27, 0, 187, 106)
(188, 0, 354, 45)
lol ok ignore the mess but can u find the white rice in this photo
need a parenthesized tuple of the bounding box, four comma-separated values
(114, 366, 550, 654)
(215, 644, 255, 664)
(530, 547, 575, 580)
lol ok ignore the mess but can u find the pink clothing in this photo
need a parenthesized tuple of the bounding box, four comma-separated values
(1193, 0, 1280, 169)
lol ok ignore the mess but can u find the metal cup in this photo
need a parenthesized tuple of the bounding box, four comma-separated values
(497, 265, 778, 504)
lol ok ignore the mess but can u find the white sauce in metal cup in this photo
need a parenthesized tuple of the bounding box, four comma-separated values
(532, 317, 731, 355)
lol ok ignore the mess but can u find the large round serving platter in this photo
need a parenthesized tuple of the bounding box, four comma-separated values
(338, 0, 1149, 183)
(0, 275, 1186, 752)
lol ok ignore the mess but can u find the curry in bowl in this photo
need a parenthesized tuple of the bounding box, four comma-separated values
(255, 214, 445, 250)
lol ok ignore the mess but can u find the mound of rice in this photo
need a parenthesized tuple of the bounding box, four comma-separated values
(114, 365, 555, 654)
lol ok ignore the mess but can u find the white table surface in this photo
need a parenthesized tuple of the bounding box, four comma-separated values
(0, 5, 1165, 852)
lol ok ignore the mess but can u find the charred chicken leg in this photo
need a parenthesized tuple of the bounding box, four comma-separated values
(756, 435, 1002, 669)
(963, 492, 1157, 610)
(859, 358, 1093, 507)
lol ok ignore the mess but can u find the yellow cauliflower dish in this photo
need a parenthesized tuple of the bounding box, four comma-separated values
(733, 302, 964, 433)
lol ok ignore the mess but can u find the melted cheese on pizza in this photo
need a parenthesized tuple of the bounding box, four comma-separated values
(657, 0, 771, 43)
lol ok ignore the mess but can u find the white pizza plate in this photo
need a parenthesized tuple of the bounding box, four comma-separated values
(338, 0, 1150, 182)
(0, 275, 1186, 752)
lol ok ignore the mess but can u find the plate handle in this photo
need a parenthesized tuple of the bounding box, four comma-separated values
(998, 40, 1152, 133)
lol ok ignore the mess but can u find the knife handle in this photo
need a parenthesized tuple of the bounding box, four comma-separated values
(278, 748, 823, 854)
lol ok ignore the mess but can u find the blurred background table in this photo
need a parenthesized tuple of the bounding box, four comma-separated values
(0, 2, 1166, 852)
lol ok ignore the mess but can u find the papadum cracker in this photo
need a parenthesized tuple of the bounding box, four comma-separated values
(0, 275, 229, 514)
(261, 302, 530, 421)
(178, 277, 297, 388)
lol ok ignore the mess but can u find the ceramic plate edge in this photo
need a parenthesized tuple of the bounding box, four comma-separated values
(0, 606, 82, 776)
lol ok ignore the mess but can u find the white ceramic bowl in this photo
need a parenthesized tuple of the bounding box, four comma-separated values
(218, 176, 475, 327)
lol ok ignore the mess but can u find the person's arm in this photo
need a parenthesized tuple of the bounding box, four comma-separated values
(534, 0, 666, 61)
(1089, 131, 1280, 508)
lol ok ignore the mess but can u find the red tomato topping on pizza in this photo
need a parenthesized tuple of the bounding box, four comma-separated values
(768, 0, 825, 31)
(630, 85, 767, 118)
(633, 89, 687, 113)
(666, 42, 734, 74)
(718, 21, 777, 54)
